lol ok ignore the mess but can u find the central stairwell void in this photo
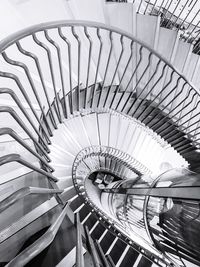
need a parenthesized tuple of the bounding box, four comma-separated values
(0, 1, 200, 266)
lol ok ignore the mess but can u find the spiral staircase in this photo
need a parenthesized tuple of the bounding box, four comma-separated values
(0, 0, 200, 266)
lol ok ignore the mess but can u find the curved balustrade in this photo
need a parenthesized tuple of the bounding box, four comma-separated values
(0, 21, 198, 158)
(0, 20, 199, 267)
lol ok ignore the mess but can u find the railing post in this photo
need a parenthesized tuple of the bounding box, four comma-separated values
(95, 240, 110, 267)
(106, 254, 115, 267)
(75, 212, 85, 267)
(85, 226, 101, 267)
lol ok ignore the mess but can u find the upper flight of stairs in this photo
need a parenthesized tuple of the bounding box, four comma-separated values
(0, 0, 200, 266)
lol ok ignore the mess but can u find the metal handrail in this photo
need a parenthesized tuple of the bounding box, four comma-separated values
(0, 20, 199, 95)
(0, 153, 57, 182)
(5, 202, 70, 267)
(0, 21, 199, 153)
(0, 187, 63, 213)
(0, 127, 54, 171)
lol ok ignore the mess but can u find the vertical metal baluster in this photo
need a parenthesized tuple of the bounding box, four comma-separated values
(97, 31, 113, 108)
(149, 0, 159, 15)
(170, 130, 193, 146)
(182, 93, 198, 132)
(71, 26, 81, 112)
(115, 46, 143, 111)
(0, 88, 51, 149)
(160, 0, 173, 25)
(146, 76, 182, 126)
(16, 41, 57, 129)
(122, 52, 153, 114)
(103, 35, 124, 108)
(58, 27, 73, 114)
(84, 26, 92, 110)
(174, 100, 200, 134)
(129, 57, 161, 116)
(139, 70, 174, 123)
(95, 240, 110, 267)
(0, 70, 50, 151)
(75, 212, 85, 267)
(90, 28, 103, 110)
(179, 0, 198, 31)
(157, 0, 166, 15)
(96, 114, 102, 168)
(32, 33, 62, 123)
(157, 94, 198, 136)
(169, 105, 199, 144)
(162, 90, 196, 134)
(193, 136, 200, 147)
(173, 0, 190, 28)
(185, 20, 200, 42)
(135, 63, 167, 120)
(109, 40, 134, 109)
(144, 0, 151, 15)
(194, 39, 200, 54)
(180, 146, 195, 154)
(44, 29, 67, 118)
(0, 107, 50, 159)
(163, 0, 171, 10)
(137, 0, 144, 13)
(149, 82, 188, 129)
(165, 0, 182, 28)
(192, 119, 200, 142)
(85, 225, 101, 267)
(2, 51, 52, 140)
(182, 116, 200, 139)
(177, 85, 192, 125)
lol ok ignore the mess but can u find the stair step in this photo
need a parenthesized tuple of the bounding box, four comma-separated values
(69, 195, 84, 212)
(137, 256, 153, 267)
(109, 238, 127, 264)
(120, 247, 140, 267)
(100, 231, 116, 253)
(84, 213, 98, 231)
(90, 221, 106, 240)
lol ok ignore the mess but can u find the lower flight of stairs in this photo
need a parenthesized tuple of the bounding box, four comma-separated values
(0, 80, 191, 266)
